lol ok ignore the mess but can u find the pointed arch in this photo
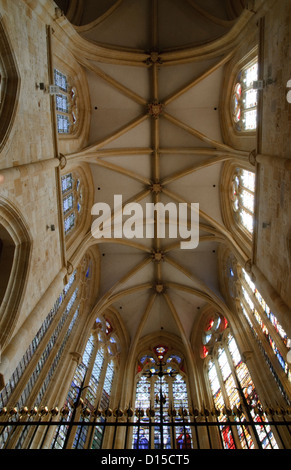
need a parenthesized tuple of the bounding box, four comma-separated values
(0, 15, 20, 152)
(0, 198, 32, 353)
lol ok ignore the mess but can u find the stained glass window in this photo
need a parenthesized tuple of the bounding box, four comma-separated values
(56, 94, 69, 113)
(0, 268, 78, 412)
(64, 212, 75, 234)
(61, 172, 82, 237)
(61, 173, 73, 193)
(54, 69, 67, 92)
(51, 316, 119, 449)
(241, 269, 291, 385)
(54, 69, 78, 135)
(232, 59, 258, 132)
(133, 347, 191, 450)
(57, 114, 70, 134)
(0, 255, 94, 449)
(205, 332, 278, 449)
(200, 312, 228, 359)
(231, 168, 255, 235)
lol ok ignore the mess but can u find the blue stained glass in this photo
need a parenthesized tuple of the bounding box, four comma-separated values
(61, 173, 73, 193)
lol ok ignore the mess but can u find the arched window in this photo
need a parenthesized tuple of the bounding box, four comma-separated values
(239, 268, 291, 402)
(231, 167, 255, 235)
(51, 317, 119, 449)
(232, 58, 258, 132)
(61, 171, 83, 236)
(133, 346, 191, 450)
(203, 325, 278, 449)
(54, 69, 78, 135)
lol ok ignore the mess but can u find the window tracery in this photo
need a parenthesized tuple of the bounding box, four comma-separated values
(232, 59, 258, 132)
(133, 346, 191, 449)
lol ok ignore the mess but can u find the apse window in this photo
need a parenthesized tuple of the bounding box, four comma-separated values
(232, 59, 258, 131)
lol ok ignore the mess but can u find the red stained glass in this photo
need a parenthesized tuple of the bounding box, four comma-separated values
(205, 318, 214, 331)
(222, 426, 236, 449)
(201, 345, 209, 358)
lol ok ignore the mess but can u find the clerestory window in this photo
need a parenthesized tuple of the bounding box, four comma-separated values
(232, 59, 258, 132)
(61, 172, 82, 236)
(54, 69, 78, 135)
(231, 168, 255, 236)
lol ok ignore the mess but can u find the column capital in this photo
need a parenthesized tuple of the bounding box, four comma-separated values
(58, 153, 67, 170)
(249, 149, 257, 166)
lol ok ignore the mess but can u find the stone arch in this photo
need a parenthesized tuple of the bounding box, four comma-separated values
(0, 198, 32, 351)
(0, 15, 20, 151)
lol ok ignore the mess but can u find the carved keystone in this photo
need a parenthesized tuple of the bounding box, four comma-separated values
(147, 101, 163, 119)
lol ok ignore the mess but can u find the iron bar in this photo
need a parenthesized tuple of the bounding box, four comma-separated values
(1, 419, 290, 427)
(1, 416, 290, 449)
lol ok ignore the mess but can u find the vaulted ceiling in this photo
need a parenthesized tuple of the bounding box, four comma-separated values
(59, 0, 252, 350)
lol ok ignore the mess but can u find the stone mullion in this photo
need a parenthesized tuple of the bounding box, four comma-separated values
(64, 334, 99, 450)
(81, 335, 104, 451)
(100, 355, 120, 449)
(166, 377, 176, 449)
(223, 343, 259, 449)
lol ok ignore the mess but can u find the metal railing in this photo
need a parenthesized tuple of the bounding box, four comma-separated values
(1, 404, 291, 449)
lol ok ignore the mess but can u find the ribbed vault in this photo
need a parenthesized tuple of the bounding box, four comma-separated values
(60, 0, 254, 354)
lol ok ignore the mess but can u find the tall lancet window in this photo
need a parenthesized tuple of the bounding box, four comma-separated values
(0, 254, 93, 449)
(239, 268, 291, 402)
(232, 59, 258, 131)
(202, 313, 279, 449)
(231, 168, 255, 235)
(133, 346, 191, 450)
(51, 318, 119, 449)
